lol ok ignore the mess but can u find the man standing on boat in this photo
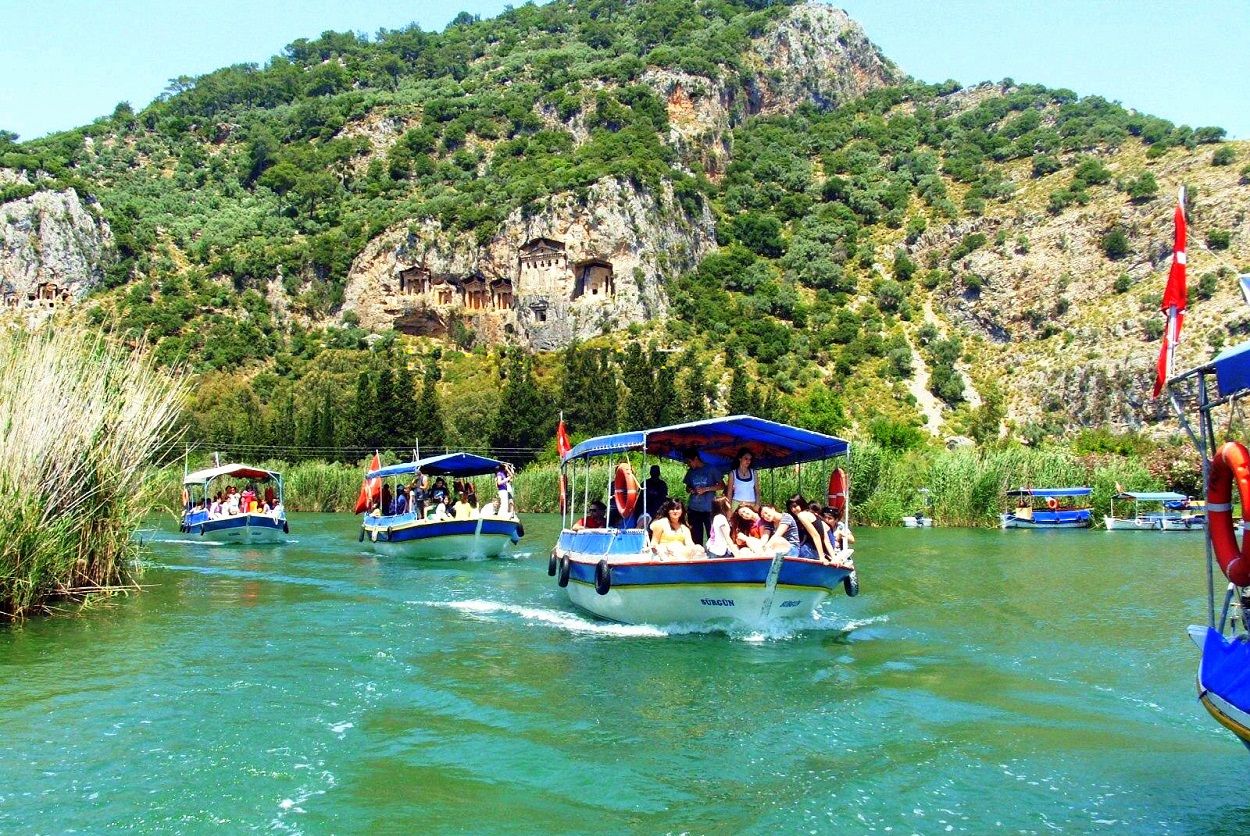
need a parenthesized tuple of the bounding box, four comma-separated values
(683, 450, 725, 546)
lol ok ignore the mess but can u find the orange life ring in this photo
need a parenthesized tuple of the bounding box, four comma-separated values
(613, 464, 640, 518)
(1045, 497, 1059, 510)
(1208, 441, 1250, 586)
(827, 468, 848, 511)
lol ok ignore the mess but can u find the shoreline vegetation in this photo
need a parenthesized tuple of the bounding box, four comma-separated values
(0, 327, 186, 620)
(160, 440, 1194, 528)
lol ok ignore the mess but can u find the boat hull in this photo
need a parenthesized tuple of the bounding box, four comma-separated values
(1160, 515, 1205, 531)
(1103, 515, 1162, 531)
(555, 530, 850, 627)
(182, 513, 289, 544)
(361, 515, 522, 559)
(1001, 510, 1090, 529)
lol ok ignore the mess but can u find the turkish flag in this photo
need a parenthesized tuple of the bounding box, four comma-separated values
(1153, 189, 1187, 398)
(354, 451, 382, 514)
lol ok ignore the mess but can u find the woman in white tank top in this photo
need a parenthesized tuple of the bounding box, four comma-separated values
(727, 448, 758, 507)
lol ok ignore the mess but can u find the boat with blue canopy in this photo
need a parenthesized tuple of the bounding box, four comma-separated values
(358, 452, 523, 559)
(1169, 337, 1250, 749)
(1000, 487, 1092, 529)
(550, 415, 857, 628)
(1159, 498, 1206, 531)
(181, 463, 289, 544)
(1104, 491, 1190, 530)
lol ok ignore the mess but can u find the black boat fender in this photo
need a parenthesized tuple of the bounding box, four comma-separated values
(358, 527, 365, 542)
(515, 521, 525, 539)
(547, 551, 558, 577)
(282, 520, 289, 534)
(595, 560, 612, 596)
(557, 556, 571, 588)
(843, 570, 859, 597)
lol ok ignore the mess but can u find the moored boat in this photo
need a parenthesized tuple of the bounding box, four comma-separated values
(902, 487, 934, 527)
(1000, 487, 1092, 529)
(359, 453, 522, 559)
(551, 415, 857, 628)
(1159, 499, 1205, 531)
(181, 463, 289, 544)
(1103, 491, 1189, 530)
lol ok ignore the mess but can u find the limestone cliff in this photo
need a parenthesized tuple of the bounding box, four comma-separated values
(342, 178, 714, 350)
(0, 184, 112, 306)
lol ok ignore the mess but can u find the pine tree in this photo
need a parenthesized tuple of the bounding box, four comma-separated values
(375, 366, 396, 448)
(316, 388, 336, 455)
(347, 371, 374, 452)
(677, 354, 713, 422)
(412, 367, 446, 453)
(393, 361, 417, 448)
(727, 361, 751, 414)
(491, 353, 553, 464)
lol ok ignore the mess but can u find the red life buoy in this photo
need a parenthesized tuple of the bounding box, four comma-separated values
(1208, 441, 1250, 586)
(827, 468, 848, 511)
(614, 464, 640, 518)
(1046, 497, 1059, 510)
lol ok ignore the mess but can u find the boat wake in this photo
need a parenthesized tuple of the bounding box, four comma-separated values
(419, 599, 670, 637)
(417, 599, 888, 642)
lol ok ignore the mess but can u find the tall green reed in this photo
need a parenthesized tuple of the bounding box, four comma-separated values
(0, 327, 186, 619)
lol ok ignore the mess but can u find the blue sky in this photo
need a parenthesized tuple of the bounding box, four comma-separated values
(2, 0, 1247, 141)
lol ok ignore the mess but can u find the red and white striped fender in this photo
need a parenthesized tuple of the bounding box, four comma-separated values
(1208, 441, 1250, 586)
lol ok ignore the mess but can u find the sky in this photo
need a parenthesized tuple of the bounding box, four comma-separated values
(1, 0, 1247, 141)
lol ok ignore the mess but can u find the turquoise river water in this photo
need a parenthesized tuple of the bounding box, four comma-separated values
(1, 514, 1247, 833)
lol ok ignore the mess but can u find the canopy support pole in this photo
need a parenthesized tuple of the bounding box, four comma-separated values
(1200, 372, 1216, 628)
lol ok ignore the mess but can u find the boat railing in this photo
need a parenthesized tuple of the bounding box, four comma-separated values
(558, 528, 647, 557)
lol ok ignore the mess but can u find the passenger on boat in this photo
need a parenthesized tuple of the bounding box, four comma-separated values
(453, 491, 475, 519)
(409, 480, 426, 518)
(683, 450, 726, 546)
(479, 498, 499, 517)
(786, 495, 828, 561)
(209, 496, 223, 517)
(726, 448, 759, 508)
(572, 500, 608, 531)
(394, 490, 408, 516)
(264, 485, 276, 509)
(705, 497, 740, 559)
(270, 499, 284, 520)
(648, 499, 704, 561)
(496, 464, 513, 516)
(1015, 499, 1033, 521)
(381, 484, 394, 515)
(430, 478, 450, 505)
(241, 486, 257, 513)
(465, 481, 478, 508)
(759, 504, 802, 555)
(427, 498, 449, 521)
(225, 489, 241, 516)
(643, 464, 668, 519)
(730, 505, 768, 554)
(820, 506, 855, 553)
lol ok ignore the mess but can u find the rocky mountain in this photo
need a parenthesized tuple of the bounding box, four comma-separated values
(0, 0, 1245, 451)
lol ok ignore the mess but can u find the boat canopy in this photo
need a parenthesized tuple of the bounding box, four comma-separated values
(368, 452, 507, 480)
(184, 464, 280, 485)
(1005, 487, 1092, 498)
(562, 415, 850, 469)
(1210, 339, 1250, 397)
(1114, 491, 1188, 502)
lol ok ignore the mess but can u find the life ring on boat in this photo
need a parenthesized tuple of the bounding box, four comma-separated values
(1046, 497, 1059, 510)
(1207, 441, 1250, 586)
(595, 560, 612, 596)
(842, 570, 859, 597)
(547, 551, 558, 577)
(557, 556, 571, 588)
(827, 468, 848, 511)
(613, 464, 640, 518)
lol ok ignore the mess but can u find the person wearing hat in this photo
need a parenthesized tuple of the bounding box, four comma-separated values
(572, 499, 608, 531)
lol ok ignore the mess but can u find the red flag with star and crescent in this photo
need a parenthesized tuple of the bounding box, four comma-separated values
(353, 451, 382, 514)
(556, 417, 572, 513)
(1153, 187, 1187, 398)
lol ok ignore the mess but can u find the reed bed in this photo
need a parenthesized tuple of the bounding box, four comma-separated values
(0, 327, 186, 619)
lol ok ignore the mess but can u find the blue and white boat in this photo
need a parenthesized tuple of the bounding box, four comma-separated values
(1170, 338, 1250, 750)
(551, 415, 857, 628)
(1104, 491, 1189, 530)
(1159, 499, 1206, 531)
(1000, 487, 1092, 529)
(359, 453, 523, 559)
(181, 463, 289, 544)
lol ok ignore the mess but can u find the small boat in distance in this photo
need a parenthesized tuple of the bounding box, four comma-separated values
(1000, 487, 1092, 529)
(552, 415, 856, 628)
(181, 463, 289, 544)
(1159, 498, 1205, 532)
(1104, 491, 1189, 530)
(359, 453, 522, 559)
(902, 488, 933, 527)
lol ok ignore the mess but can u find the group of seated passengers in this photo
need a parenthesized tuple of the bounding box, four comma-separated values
(370, 474, 514, 521)
(199, 484, 283, 519)
(646, 495, 853, 568)
(570, 446, 853, 567)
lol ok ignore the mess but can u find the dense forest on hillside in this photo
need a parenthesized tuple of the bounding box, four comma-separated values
(1, 0, 1240, 465)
